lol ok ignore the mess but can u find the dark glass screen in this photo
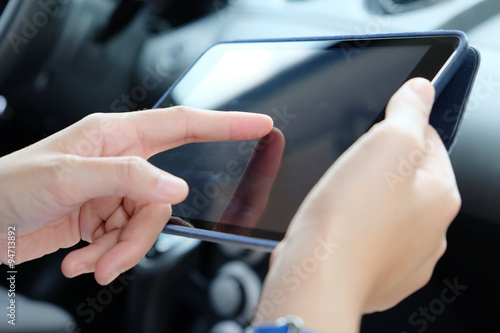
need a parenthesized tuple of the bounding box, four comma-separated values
(152, 37, 459, 241)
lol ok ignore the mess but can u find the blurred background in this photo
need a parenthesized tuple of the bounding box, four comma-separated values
(0, 0, 499, 332)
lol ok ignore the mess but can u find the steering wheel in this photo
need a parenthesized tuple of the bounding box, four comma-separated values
(0, 0, 70, 88)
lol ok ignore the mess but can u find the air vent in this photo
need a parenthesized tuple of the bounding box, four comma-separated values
(379, 0, 444, 13)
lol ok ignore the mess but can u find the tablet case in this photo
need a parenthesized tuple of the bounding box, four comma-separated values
(431, 46, 479, 152)
(159, 31, 480, 252)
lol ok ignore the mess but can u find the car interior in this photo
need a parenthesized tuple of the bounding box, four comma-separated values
(0, 0, 499, 332)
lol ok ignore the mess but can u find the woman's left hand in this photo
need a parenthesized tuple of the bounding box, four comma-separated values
(0, 106, 272, 285)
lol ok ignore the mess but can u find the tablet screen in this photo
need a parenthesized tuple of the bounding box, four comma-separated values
(152, 36, 460, 241)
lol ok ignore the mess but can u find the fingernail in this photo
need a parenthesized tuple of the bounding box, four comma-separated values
(408, 78, 435, 108)
(157, 174, 188, 201)
(103, 271, 121, 286)
(73, 264, 91, 277)
(257, 127, 272, 138)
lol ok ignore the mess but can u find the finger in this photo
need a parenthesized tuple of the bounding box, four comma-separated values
(216, 129, 285, 234)
(93, 203, 171, 285)
(61, 229, 121, 279)
(123, 106, 274, 157)
(53, 155, 189, 206)
(78, 197, 122, 242)
(384, 78, 435, 141)
(0, 218, 80, 265)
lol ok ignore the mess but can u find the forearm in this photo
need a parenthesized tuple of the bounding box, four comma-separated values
(254, 238, 365, 333)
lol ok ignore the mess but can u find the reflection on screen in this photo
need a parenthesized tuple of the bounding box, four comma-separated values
(151, 41, 430, 240)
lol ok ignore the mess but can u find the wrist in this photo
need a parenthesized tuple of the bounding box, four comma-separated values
(255, 236, 365, 333)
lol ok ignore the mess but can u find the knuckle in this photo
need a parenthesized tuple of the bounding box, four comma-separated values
(168, 105, 192, 114)
(365, 122, 422, 154)
(426, 125, 440, 138)
(373, 121, 419, 143)
(450, 188, 462, 211)
(446, 190, 462, 218)
(419, 269, 434, 289)
(418, 240, 448, 289)
(437, 238, 448, 258)
(81, 112, 106, 126)
(46, 154, 85, 204)
(50, 154, 84, 183)
(415, 262, 437, 292)
(78, 113, 118, 138)
(161, 105, 193, 122)
(169, 105, 197, 143)
(435, 180, 461, 222)
(118, 156, 148, 183)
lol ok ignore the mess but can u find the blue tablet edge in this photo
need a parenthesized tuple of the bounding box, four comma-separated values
(163, 224, 278, 252)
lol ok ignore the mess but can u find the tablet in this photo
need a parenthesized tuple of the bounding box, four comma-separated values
(151, 31, 469, 251)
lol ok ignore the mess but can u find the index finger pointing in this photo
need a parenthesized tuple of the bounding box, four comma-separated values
(130, 106, 274, 157)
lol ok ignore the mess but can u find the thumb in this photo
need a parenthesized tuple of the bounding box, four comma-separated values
(54, 155, 189, 205)
(384, 78, 435, 141)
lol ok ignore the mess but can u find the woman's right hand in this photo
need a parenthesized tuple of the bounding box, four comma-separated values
(255, 78, 461, 333)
